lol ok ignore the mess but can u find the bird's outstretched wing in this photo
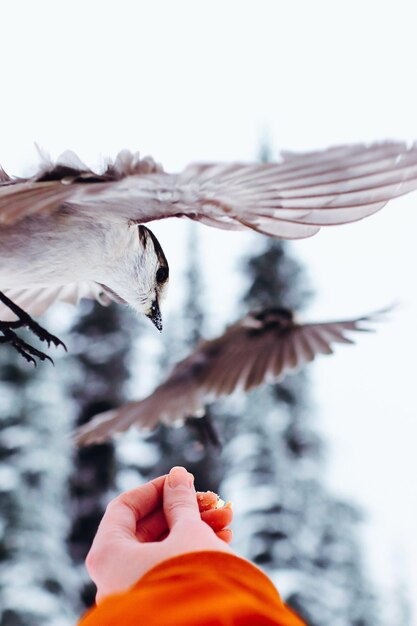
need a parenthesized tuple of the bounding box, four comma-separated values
(0, 282, 113, 321)
(1, 142, 417, 238)
(73, 307, 386, 446)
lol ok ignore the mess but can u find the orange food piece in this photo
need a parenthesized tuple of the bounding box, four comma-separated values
(196, 490, 225, 512)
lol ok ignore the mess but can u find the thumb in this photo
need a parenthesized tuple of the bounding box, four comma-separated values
(163, 466, 200, 529)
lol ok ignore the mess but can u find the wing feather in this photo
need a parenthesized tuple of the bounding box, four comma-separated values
(242, 347, 273, 391)
(291, 330, 316, 363)
(302, 327, 334, 355)
(0, 282, 112, 321)
(270, 341, 285, 378)
(0, 182, 75, 225)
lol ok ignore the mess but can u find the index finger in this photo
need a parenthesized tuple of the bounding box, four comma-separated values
(98, 475, 167, 539)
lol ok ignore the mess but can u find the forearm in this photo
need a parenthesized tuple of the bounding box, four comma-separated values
(79, 551, 305, 626)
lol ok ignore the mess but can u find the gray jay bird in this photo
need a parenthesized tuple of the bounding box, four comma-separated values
(0, 141, 416, 363)
(73, 306, 387, 446)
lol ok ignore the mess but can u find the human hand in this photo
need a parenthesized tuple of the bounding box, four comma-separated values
(86, 466, 233, 602)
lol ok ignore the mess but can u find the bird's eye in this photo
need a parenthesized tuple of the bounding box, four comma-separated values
(156, 267, 169, 283)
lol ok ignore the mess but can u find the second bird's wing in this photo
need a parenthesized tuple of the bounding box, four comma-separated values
(73, 308, 383, 446)
(1, 142, 417, 239)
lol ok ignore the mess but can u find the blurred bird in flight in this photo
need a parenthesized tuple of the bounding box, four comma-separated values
(73, 306, 389, 445)
(0, 141, 415, 363)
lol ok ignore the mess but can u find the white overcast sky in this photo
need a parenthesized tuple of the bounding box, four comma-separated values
(2, 0, 417, 619)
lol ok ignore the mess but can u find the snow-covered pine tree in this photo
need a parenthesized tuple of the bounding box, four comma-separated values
(67, 300, 136, 609)
(219, 223, 381, 623)
(0, 328, 77, 626)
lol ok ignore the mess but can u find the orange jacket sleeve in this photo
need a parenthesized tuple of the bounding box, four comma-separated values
(78, 551, 306, 626)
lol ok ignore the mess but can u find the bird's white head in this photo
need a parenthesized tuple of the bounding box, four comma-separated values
(98, 224, 169, 331)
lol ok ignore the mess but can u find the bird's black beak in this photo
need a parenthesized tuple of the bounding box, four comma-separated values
(147, 300, 163, 332)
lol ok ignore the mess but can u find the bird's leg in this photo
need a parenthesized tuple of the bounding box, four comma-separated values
(187, 413, 222, 449)
(0, 291, 67, 352)
(0, 328, 53, 366)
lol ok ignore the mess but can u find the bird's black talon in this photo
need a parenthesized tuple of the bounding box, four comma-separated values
(0, 291, 64, 364)
(16, 342, 54, 366)
(22, 351, 38, 367)
(0, 327, 55, 366)
(28, 319, 67, 351)
(19, 349, 38, 367)
(0, 335, 36, 366)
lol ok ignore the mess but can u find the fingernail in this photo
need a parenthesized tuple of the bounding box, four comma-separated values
(168, 466, 194, 489)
